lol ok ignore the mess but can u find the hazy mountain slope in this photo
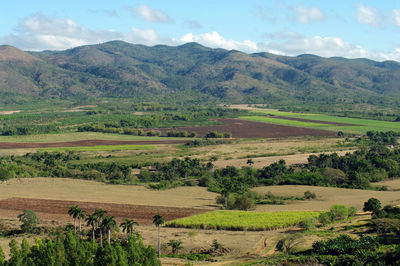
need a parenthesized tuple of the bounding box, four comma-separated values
(0, 41, 399, 109)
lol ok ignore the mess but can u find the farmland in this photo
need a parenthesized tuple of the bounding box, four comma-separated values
(1, 103, 400, 264)
(167, 210, 321, 230)
(239, 108, 400, 134)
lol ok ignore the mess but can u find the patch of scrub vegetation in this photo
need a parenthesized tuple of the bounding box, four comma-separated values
(166, 210, 321, 231)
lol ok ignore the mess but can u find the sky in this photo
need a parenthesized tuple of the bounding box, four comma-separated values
(1, 0, 400, 61)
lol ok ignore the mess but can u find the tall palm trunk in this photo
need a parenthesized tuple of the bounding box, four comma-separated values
(92, 227, 95, 240)
(108, 229, 111, 243)
(100, 229, 103, 246)
(79, 219, 81, 233)
(157, 225, 161, 257)
(74, 219, 77, 233)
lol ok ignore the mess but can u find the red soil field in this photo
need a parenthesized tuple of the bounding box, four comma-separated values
(0, 198, 207, 225)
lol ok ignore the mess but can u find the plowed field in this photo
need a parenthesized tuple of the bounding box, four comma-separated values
(156, 118, 336, 138)
(0, 198, 208, 225)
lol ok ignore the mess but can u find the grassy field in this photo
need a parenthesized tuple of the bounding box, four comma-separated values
(38, 145, 155, 152)
(240, 109, 400, 134)
(252, 185, 400, 212)
(166, 210, 321, 231)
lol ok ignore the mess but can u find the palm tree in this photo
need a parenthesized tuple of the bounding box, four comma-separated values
(77, 209, 86, 234)
(153, 213, 164, 258)
(101, 216, 116, 243)
(120, 218, 138, 239)
(94, 209, 107, 245)
(68, 205, 81, 233)
(85, 213, 97, 241)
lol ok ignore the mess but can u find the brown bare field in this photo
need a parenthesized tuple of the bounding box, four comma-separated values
(252, 184, 400, 212)
(156, 118, 336, 138)
(213, 150, 353, 168)
(0, 139, 187, 149)
(0, 198, 207, 226)
(0, 110, 20, 115)
(0, 178, 217, 209)
(375, 179, 400, 191)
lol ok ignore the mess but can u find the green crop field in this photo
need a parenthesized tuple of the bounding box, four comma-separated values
(38, 145, 155, 152)
(240, 110, 400, 134)
(0, 132, 190, 143)
(166, 210, 321, 231)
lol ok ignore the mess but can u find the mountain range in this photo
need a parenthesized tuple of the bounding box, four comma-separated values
(0, 40, 399, 110)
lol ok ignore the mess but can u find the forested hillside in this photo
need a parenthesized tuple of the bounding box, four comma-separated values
(1, 41, 400, 112)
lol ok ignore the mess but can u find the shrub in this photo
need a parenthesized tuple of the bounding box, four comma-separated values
(232, 194, 255, 211)
(304, 190, 316, 199)
(330, 205, 348, 220)
(348, 206, 357, 217)
(18, 209, 40, 233)
(363, 198, 382, 214)
(299, 217, 318, 230)
(318, 212, 333, 226)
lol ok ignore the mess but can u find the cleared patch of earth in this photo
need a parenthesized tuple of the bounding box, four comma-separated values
(0, 198, 207, 225)
(155, 118, 337, 138)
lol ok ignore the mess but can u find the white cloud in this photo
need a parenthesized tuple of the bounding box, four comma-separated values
(125, 27, 165, 46)
(180, 32, 258, 52)
(295, 6, 324, 24)
(0, 13, 122, 51)
(1, 13, 400, 62)
(393, 9, 400, 27)
(357, 5, 381, 27)
(132, 5, 171, 23)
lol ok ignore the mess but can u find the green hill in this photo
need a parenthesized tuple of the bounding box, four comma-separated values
(0, 41, 399, 112)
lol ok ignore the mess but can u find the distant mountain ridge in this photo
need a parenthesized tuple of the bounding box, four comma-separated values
(0, 40, 399, 110)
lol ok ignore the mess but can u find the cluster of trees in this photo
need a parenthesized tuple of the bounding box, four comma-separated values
(204, 131, 232, 138)
(0, 231, 160, 265)
(355, 131, 400, 145)
(138, 157, 213, 182)
(165, 131, 197, 137)
(0, 125, 59, 136)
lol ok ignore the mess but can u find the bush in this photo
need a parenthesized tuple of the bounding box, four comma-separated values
(318, 212, 333, 226)
(348, 206, 357, 217)
(299, 217, 318, 230)
(304, 190, 316, 200)
(363, 198, 382, 214)
(18, 209, 40, 233)
(232, 194, 255, 211)
(330, 205, 348, 220)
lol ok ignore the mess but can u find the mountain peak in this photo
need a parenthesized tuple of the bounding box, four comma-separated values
(0, 45, 37, 63)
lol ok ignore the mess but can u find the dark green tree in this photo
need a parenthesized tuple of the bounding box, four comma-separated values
(101, 216, 116, 243)
(120, 218, 138, 239)
(153, 213, 164, 257)
(167, 240, 183, 254)
(363, 198, 382, 215)
(68, 205, 81, 234)
(94, 209, 107, 245)
(18, 209, 40, 233)
(85, 214, 97, 241)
